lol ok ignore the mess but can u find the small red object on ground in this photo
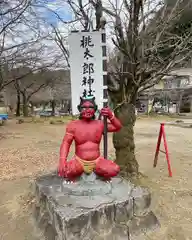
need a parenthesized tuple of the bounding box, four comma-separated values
(153, 123, 172, 177)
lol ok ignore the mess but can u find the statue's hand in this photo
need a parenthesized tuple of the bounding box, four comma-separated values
(100, 107, 113, 119)
(58, 159, 66, 177)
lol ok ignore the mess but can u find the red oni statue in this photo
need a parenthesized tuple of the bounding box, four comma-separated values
(58, 97, 122, 181)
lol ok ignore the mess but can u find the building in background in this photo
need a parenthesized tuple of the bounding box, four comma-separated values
(138, 68, 192, 114)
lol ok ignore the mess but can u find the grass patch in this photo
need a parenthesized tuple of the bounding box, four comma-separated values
(14, 115, 75, 124)
(49, 118, 66, 124)
(0, 119, 4, 126)
(49, 116, 75, 124)
(137, 113, 184, 121)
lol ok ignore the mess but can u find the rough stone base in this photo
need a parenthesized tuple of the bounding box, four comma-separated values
(33, 173, 159, 240)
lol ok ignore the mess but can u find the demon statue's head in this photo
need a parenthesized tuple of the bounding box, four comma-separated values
(77, 96, 98, 120)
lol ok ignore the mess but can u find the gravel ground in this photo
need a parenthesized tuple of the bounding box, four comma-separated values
(0, 118, 192, 239)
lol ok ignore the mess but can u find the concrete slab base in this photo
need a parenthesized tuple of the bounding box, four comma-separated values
(33, 173, 159, 240)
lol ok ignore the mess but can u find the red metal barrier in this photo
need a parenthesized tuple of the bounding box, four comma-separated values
(153, 123, 172, 177)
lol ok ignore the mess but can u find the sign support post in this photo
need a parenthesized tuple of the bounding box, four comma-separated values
(101, 29, 108, 159)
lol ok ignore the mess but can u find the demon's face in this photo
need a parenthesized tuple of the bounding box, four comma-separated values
(80, 101, 95, 119)
(78, 97, 97, 120)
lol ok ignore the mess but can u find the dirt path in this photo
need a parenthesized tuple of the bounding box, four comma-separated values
(0, 118, 192, 239)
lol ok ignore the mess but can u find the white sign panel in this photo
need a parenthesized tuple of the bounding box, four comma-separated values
(68, 31, 103, 115)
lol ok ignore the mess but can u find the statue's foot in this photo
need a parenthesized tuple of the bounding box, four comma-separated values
(103, 178, 112, 183)
(106, 180, 112, 183)
(63, 179, 75, 184)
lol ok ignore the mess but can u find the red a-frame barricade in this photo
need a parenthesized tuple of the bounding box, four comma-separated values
(153, 123, 172, 177)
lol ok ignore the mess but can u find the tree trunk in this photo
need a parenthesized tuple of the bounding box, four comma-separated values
(61, 99, 64, 108)
(113, 103, 139, 176)
(43, 102, 46, 110)
(51, 100, 55, 116)
(16, 90, 21, 117)
(30, 101, 34, 115)
(22, 94, 28, 117)
(178, 92, 183, 114)
(190, 96, 192, 113)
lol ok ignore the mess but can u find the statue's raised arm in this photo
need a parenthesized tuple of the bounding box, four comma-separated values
(58, 97, 122, 182)
(100, 107, 122, 132)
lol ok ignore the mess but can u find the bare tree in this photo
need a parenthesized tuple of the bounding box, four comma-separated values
(50, 26, 70, 68)
(11, 58, 59, 116)
(0, 0, 32, 89)
(100, 0, 192, 175)
(0, 0, 66, 117)
(0, 0, 54, 91)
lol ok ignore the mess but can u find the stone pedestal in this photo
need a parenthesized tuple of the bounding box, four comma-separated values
(33, 173, 159, 240)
